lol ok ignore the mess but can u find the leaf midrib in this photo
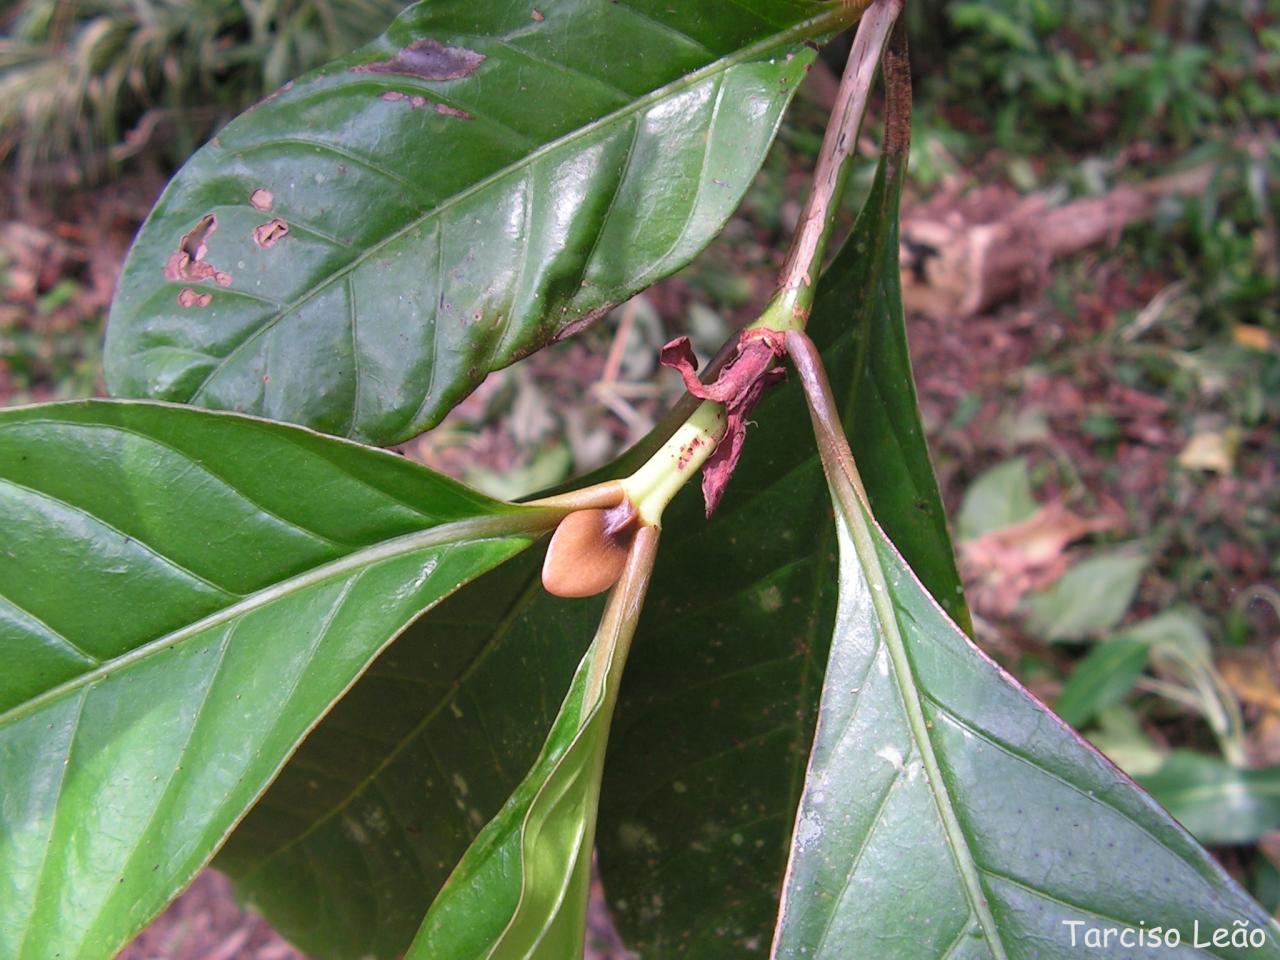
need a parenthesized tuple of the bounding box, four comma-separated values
(835, 492, 1009, 960)
(0, 511, 547, 728)
(182, 5, 856, 402)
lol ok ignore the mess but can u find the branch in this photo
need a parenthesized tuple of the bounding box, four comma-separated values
(772, 0, 904, 325)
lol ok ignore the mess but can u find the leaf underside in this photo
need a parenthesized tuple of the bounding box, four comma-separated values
(0, 401, 537, 960)
(771, 490, 1280, 958)
(104, 0, 858, 444)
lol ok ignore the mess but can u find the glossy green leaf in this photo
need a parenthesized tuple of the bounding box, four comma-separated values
(104, 0, 861, 444)
(1026, 549, 1148, 642)
(407, 528, 656, 959)
(955, 457, 1037, 541)
(771, 460, 1280, 957)
(597, 137, 968, 958)
(0, 400, 549, 960)
(1054, 637, 1150, 727)
(1139, 751, 1280, 846)
(218, 550, 603, 959)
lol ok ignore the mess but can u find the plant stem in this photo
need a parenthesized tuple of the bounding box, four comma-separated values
(528, 401, 726, 527)
(585, 524, 661, 700)
(765, 0, 904, 331)
(619, 400, 727, 525)
(784, 329, 869, 506)
(525, 481, 627, 512)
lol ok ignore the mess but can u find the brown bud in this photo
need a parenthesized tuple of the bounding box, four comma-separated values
(542, 503, 639, 598)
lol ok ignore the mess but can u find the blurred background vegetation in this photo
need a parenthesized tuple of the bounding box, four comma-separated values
(2, 0, 1278, 954)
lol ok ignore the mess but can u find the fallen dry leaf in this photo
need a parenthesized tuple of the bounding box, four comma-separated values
(1177, 429, 1238, 474)
(960, 500, 1119, 618)
(1233, 324, 1273, 352)
(1220, 649, 1280, 766)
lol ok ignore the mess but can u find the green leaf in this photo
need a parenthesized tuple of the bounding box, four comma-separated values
(406, 528, 657, 959)
(0, 400, 548, 960)
(598, 153, 968, 954)
(1128, 611, 1250, 767)
(1086, 705, 1167, 777)
(955, 457, 1037, 541)
(217, 549, 603, 958)
(827, 150, 968, 635)
(1057, 609, 1220, 732)
(1054, 638, 1150, 727)
(1123, 608, 1213, 658)
(1140, 751, 1280, 846)
(771, 463, 1279, 957)
(1253, 858, 1280, 917)
(1025, 549, 1148, 642)
(105, 0, 859, 444)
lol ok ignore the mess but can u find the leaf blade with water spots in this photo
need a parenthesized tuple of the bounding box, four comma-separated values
(105, 0, 863, 443)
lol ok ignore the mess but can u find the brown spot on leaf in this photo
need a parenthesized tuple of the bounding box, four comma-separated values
(163, 253, 188, 282)
(178, 288, 212, 309)
(353, 38, 485, 82)
(249, 189, 274, 211)
(164, 215, 232, 286)
(253, 219, 290, 249)
(379, 91, 468, 117)
(180, 214, 216, 261)
(247, 80, 293, 113)
(381, 90, 428, 108)
(661, 328, 788, 517)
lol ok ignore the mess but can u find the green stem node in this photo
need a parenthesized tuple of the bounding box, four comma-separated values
(619, 400, 727, 526)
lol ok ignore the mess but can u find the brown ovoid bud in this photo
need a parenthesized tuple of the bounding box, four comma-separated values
(541, 501, 640, 598)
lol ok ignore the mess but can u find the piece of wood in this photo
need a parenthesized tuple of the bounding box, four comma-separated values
(900, 165, 1215, 318)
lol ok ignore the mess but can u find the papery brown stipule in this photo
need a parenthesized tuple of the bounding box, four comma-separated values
(660, 328, 787, 517)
